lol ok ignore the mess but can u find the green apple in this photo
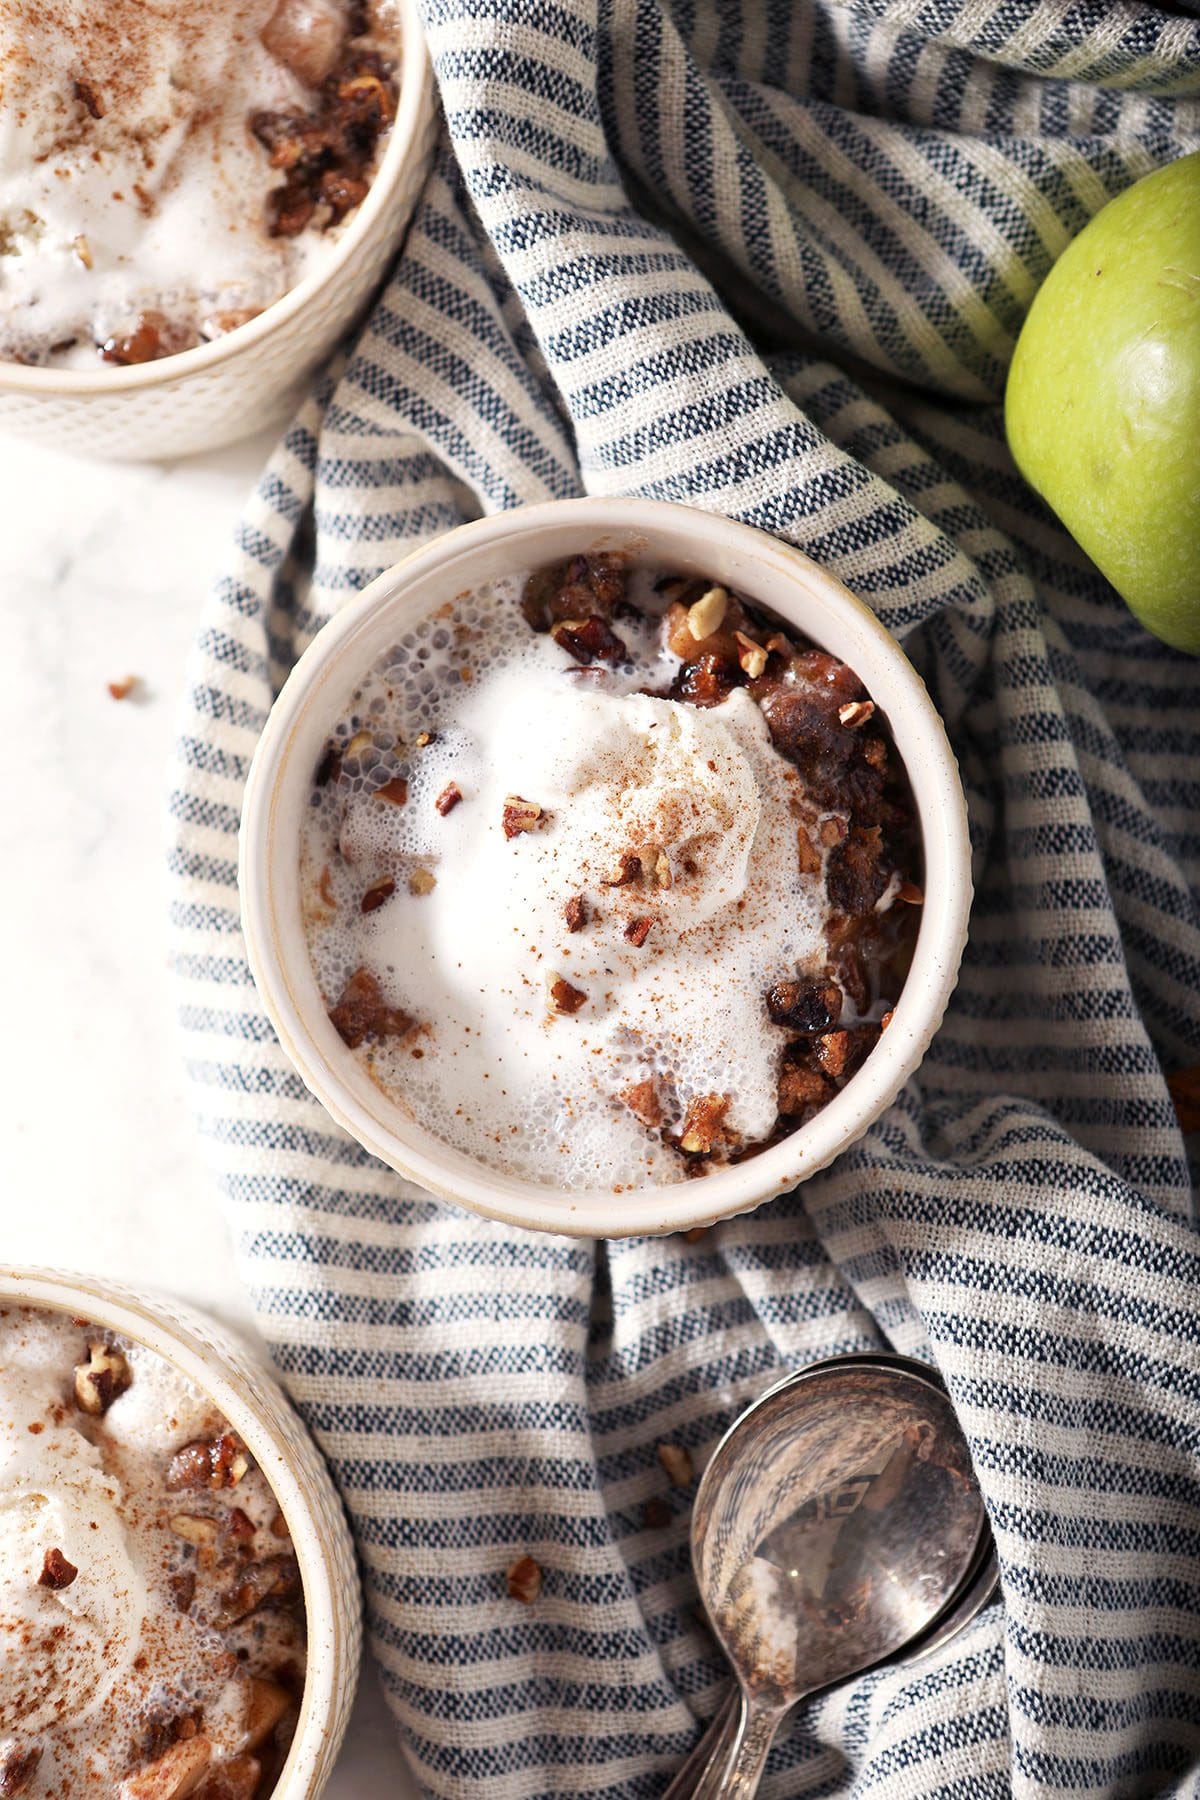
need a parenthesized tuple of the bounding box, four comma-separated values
(1005, 151, 1200, 654)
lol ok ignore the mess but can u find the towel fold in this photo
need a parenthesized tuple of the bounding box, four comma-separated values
(168, 3, 1200, 1794)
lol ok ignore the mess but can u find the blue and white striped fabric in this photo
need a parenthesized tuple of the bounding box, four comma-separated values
(168, 4, 1200, 1795)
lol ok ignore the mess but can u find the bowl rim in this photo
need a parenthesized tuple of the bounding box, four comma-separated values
(0, 0, 431, 397)
(0, 1265, 354, 1796)
(240, 496, 973, 1238)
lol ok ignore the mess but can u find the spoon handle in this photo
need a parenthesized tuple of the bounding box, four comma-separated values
(701, 1694, 788, 1800)
(659, 1692, 739, 1800)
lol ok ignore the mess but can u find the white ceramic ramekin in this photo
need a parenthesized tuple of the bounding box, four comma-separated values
(0, 1265, 362, 1797)
(0, 0, 437, 461)
(240, 497, 973, 1239)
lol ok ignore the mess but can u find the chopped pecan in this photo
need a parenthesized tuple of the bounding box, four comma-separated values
(435, 782, 463, 816)
(686, 586, 728, 640)
(604, 851, 642, 887)
(813, 1030, 853, 1080)
(169, 1514, 218, 1573)
(375, 775, 408, 805)
(657, 1442, 694, 1486)
(563, 894, 588, 933)
(735, 630, 767, 678)
(620, 1080, 663, 1129)
(0, 1748, 41, 1797)
(624, 916, 654, 947)
(214, 1555, 301, 1628)
(360, 877, 395, 913)
(506, 1553, 542, 1604)
(837, 699, 876, 729)
(74, 1341, 132, 1415)
(328, 966, 414, 1048)
(107, 675, 139, 701)
(677, 1093, 734, 1156)
(652, 848, 673, 889)
(39, 1547, 78, 1589)
(166, 1432, 250, 1493)
(226, 1506, 256, 1544)
(408, 867, 437, 896)
(777, 1059, 833, 1117)
(548, 975, 587, 1016)
(502, 795, 545, 838)
(550, 615, 628, 664)
(764, 980, 842, 1034)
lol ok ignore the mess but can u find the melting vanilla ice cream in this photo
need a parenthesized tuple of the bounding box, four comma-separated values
(0, 1317, 145, 1737)
(302, 575, 832, 1188)
(0, 0, 396, 365)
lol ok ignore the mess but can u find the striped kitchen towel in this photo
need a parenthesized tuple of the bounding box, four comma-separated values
(167, 3, 1200, 1796)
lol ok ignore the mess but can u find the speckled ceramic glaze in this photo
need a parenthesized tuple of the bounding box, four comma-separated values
(0, 1266, 361, 1798)
(239, 497, 974, 1238)
(0, 0, 437, 461)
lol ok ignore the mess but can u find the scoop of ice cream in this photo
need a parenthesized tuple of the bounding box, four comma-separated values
(0, 0, 327, 360)
(0, 1415, 145, 1733)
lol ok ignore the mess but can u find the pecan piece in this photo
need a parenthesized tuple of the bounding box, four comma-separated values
(734, 630, 767, 678)
(796, 825, 822, 875)
(563, 894, 588, 933)
(677, 1093, 734, 1156)
(39, 1547, 78, 1589)
(603, 851, 642, 887)
(620, 1080, 662, 1129)
(408, 867, 437, 896)
(375, 775, 408, 805)
(360, 877, 395, 913)
(837, 699, 876, 728)
(502, 795, 545, 838)
(550, 615, 628, 664)
(506, 1553, 542, 1604)
(74, 1341, 132, 1415)
(166, 1432, 249, 1493)
(686, 586, 728, 640)
(548, 975, 587, 1016)
(107, 675, 139, 700)
(657, 1442, 694, 1486)
(214, 1555, 301, 1628)
(435, 782, 463, 816)
(624, 916, 654, 947)
(777, 1059, 833, 1117)
(764, 980, 842, 1034)
(328, 967, 414, 1048)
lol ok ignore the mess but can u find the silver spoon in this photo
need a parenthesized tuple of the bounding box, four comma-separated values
(668, 1538, 998, 1799)
(672, 1355, 989, 1800)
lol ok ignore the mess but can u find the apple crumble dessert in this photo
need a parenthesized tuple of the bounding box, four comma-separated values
(299, 555, 923, 1189)
(0, 1306, 305, 1797)
(0, 0, 401, 368)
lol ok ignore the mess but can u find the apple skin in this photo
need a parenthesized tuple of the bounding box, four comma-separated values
(1005, 151, 1200, 654)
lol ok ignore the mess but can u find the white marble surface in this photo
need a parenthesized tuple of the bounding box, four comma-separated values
(0, 431, 418, 1800)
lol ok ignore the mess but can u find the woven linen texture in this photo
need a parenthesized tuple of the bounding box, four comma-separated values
(168, 3, 1200, 1795)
